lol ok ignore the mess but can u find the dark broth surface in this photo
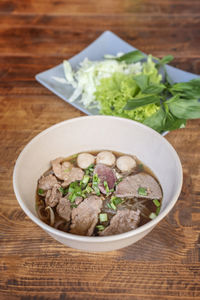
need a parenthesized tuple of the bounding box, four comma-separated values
(36, 150, 163, 236)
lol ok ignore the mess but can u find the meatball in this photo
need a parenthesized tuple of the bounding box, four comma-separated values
(77, 153, 95, 169)
(116, 155, 136, 174)
(96, 151, 116, 167)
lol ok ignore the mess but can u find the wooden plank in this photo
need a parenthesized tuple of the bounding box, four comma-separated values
(0, 15, 199, 58)
(0, 0, 200, 15)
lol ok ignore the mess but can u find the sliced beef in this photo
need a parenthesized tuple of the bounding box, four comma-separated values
(94, 164, 116, 194)
(38, 174, 58, 191)
(56, 197, 71, 222)
(115, 172, 162, 200)
(70, 195, 103, 236)
(62, 167, 84, 187)
(45, 184, 62, 207)
(56, 195, 83, 222)
(99, 209, 140, 236)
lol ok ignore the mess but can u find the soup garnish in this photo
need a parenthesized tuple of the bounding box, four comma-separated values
(36, 150, 162, 236)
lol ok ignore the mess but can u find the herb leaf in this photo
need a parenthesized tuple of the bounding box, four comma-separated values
(164, 111, 186, 131)
(170, 79, 200, 99)
(159, 55, 174, 66)
(143, 84, 165, 95)
(168, 98, 200, 119)
(134, 74, 149, 91)
(124, 95, 160, 110)
(143, 108, 166, 133)
(116, 50, 145, 64)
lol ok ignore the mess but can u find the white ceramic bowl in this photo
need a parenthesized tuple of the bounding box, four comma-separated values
(13, 116, 182, 252)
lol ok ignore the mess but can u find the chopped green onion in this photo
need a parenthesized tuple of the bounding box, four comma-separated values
(149, 212, 157, 219)
(156, 207, 160, 215)
(111, 196, 122, 206)
(75, 188, 82, 196)
(70, 154, 78, 163)
(63, 168, 70, 173)
(92, 173, 100, 196)
(68, 192, 77, 203)
(87, 163, 94, 169)
(153, 199, 160, 207)
(96, 225, 105, 231)
(138, 187, 148, 196)
(138, 164, 144, 171)
(59, 187, 68, 196)
(59, 187, 64, 193)
(81, 191, 86, 198)
(110, 202, 117, 210)
(38, 188, 44, 195)
(80, 175, 90, 187)
(103, 181, 110, 195)
(70, 204, 78, 208)
(93, 186, 101, 196)
(82, 185, 93, 198)
(115, 177, 123, 186)
(107, 203, 112, 209)
(83, 175, 90, 184)
(99, 213, 108, 222)
(68, 181, 79, 194)
(85, 163, 94, 175)
(68, 186, 74, 194)
(85, 185, 93, 194)
(107, 196, 123, 210)
(93, 173, 100, 183)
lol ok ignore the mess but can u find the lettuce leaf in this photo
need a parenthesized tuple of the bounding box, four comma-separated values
(95, 72, 159, 122)
(142, 55, 162, 84)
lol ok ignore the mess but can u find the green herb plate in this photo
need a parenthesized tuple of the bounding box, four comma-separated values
(35, 31, 199, 136)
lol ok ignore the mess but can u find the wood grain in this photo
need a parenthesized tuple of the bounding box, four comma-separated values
(0, 0, 200, 299)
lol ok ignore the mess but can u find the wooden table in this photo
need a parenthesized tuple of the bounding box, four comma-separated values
(0, 0, 200, 299)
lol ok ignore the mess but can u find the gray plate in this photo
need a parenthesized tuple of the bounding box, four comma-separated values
(36, 30, 199, 117)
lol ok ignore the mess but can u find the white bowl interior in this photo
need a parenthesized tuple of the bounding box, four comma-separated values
(13, 116, 182, 251)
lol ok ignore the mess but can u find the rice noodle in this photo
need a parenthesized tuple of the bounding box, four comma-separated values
(54, 219, 66, 229)
(37, 205, 49, 221)
(45, 206, 55, 226)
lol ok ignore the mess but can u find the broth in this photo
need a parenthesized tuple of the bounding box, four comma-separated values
(36, 150, 163, 236)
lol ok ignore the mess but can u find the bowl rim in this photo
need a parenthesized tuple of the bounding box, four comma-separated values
(13, 115, 183, 243)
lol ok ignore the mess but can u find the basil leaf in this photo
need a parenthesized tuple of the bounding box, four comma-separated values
(155, 55, 174, 68)
(124, 95, 160, 110)
(168, 98, 200, 119)
(159, 55, 174, 65)
(133, 74, 149, 91)
(164, 112, 186, 131)
(143, 108, 166, 133)
(170, 79, 200, 99)
(143, 84, 166, 95)
(116, 50, 145, 64)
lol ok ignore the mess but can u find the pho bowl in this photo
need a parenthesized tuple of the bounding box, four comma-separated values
(13, 116, 182, 252)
